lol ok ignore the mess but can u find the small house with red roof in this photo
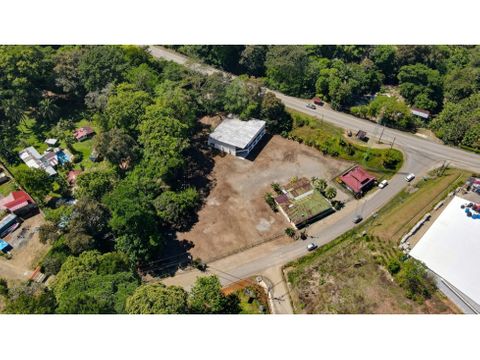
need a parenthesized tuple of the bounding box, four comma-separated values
(0, 190, 38, 218)
(73, 126, 95, 142)
(67, 170, 82, 186)
(339, 166, 376, 197)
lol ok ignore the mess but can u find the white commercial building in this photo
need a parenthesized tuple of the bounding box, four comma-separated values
(410, 196, 480, 306)
(208, 117, 266, 158)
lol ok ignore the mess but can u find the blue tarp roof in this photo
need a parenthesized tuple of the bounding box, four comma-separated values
(0, 239, 11, 252)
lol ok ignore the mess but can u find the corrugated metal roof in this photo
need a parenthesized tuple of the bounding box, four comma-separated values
(209, 118, 266, 149)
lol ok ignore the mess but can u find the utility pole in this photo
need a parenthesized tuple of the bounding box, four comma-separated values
(378, 126, 385, 144)
(390, 136, 396, 150)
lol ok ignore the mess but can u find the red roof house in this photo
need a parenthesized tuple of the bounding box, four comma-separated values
(0, 190, 37, 217)
(73, 126, 95, 141)
(340, 166, 376, 196)
(67, 170, 82, 185)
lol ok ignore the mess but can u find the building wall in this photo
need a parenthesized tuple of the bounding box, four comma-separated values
(208, 138, 237, 155)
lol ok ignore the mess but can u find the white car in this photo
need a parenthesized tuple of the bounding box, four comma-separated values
(306, 103, 316, 110)
(405, 173, 415, 182)
(307, 243, 318, 251)
(378, 179, 388, 189)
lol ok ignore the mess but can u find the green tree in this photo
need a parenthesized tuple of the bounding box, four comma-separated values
(313, 178, 327, 193)
(154, 80, 197, 128)
(265, 46, 311, 96)
(154, 188, 199, 230)
(125, 63, 160, 93)
(239, 45, 268, 77)
(324, 186, 337, 200)
(78, 46, 128, 92)
(75, 168, 117, 200)
(53, 251, 139, 314)
(397, 63, 443, 112)
(224, 76, 262, 119)
(188, 275, 240, 314)
(370, 45, 398, 83)
(4, 283, 56, 314)
(105, 82, 152, 133)
(396, 259, 436, 302)
(69, 198, 110, 239)
(94, 128, 140, 168)
(260, 92, 293, 134)
(15, 167, 54, 202)
(139, 106, 190, 180)
(64, 230, 95, 255)
(103, 174, 163, 264)
(126, 283, 188, 314)
(443, 66, 480, 103)
(53, 46, 86, 99)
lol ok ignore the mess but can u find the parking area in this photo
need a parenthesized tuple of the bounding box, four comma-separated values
(0, 213, 49, 282)
(177, 135, 352, 262)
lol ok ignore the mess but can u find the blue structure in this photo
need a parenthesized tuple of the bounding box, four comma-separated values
(56, 150, 71, 165)
(0, 239, 12, 253)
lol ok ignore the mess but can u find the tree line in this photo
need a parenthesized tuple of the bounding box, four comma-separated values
(174, 45, 480, 151)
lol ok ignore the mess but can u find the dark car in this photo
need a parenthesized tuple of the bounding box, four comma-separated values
(352, 215, 363, 224)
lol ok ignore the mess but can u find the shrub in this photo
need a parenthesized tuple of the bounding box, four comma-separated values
(264, 192, 277, 212)
(396, 259, 436, 302)
(285, 227, 296, 238)
(271, 182, 282, 194)
(0, 278, 8, 296)
(387, 258, 401, 275)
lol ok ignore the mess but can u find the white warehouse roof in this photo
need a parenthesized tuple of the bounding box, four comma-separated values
(410, 196, 480, 305)
(209, 118, 266, 149)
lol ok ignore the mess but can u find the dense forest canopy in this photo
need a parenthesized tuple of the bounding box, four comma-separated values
(174, 45, 480, 150)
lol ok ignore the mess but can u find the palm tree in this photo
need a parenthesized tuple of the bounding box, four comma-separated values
(324, 186, 337, 200)
(313, 178, 327, 193)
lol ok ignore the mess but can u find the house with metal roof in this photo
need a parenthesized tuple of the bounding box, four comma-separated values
(0, 190, 37, 218)
(339, 166, 376, 197)
(19, 146, 57, 176)
(208, 117, 266, 158)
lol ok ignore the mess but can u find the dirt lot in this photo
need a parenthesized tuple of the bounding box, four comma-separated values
(178, 135, 351, 262)
(0, 213, 49, 283)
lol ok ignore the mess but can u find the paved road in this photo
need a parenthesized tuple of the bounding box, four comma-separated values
(150, 46, 480, 307)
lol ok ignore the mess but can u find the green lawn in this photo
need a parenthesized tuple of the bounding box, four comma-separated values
(284, 168, 468, 314)
(236, 286, 269, 314)
(0, 180, 18, 197)
(287, 191, 332, 224)
(288, 109, 403, 180)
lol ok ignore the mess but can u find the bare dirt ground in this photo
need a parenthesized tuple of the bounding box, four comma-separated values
(0, 213, 49, 283)
(177, 135, 352, 262)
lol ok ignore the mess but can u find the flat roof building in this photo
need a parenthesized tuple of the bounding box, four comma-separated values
(208, 117, 266, 158)
(410, 196, 480, 308)
(19, 146, 57, 176)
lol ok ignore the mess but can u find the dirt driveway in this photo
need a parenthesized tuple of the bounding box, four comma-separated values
(0, 213, 49, 283)
(178, 135, 352, 262)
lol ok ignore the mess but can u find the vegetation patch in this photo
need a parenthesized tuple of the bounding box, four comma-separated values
(288, 109, 403, 179)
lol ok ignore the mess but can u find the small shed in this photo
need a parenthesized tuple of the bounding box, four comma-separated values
(0, 239, 12, 253)
(45, 138, 58, 146)
(355, 130, 368, 142)
(411, 108, 430, 120)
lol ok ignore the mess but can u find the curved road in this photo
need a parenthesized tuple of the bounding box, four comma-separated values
(149, 46, 480, 300)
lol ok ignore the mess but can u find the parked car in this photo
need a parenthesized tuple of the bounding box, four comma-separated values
(405, 173, 415, 182)
(378, 179, 388, 189)
(306, 103, 316, 110)
(352, 215, 363, 224)
(312, 97, 324, 106)
(307, 243, 318, 251)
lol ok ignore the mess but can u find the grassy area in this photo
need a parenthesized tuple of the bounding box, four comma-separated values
(0, 180, 18, 197)
(285, 168, 468, 314)
(287, 109, 403, 180)
(287, 191, 332, 224)
(235, 286, 269, 314)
